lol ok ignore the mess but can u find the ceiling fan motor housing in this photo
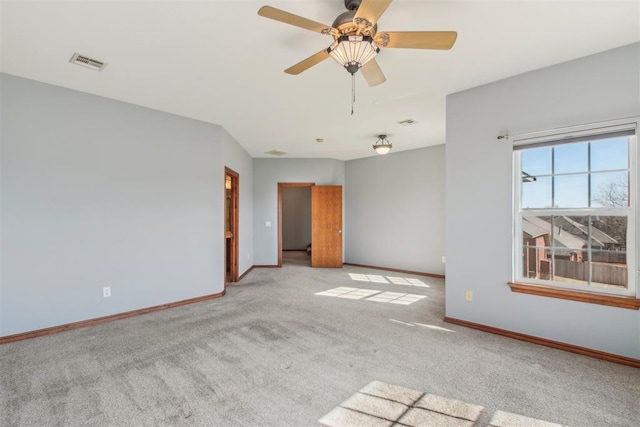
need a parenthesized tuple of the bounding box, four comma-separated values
(332, 10, 377, 36)
(344, 0, 361, 11)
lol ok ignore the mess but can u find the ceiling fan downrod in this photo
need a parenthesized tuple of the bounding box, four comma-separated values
(344, 0, 361, 11)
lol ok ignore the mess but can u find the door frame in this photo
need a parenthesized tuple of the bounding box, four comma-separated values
(277, 182, 315, 267)
(225, 167, 239, 286)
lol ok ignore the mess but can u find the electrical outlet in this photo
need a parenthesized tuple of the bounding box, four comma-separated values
(465, 290, 473, 301)
(441, 256, 446, 263)
(103, 286, 111, 298)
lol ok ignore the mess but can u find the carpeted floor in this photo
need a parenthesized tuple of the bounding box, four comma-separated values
(1, 251, 639, 426)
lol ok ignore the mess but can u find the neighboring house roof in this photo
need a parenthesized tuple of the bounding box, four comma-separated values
(522, 216, 550, 239)
(553, 216, 618, 247)
(522, 216, 587, 250)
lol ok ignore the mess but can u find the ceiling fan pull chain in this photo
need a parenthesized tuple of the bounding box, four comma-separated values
(351, 73, 355, 115)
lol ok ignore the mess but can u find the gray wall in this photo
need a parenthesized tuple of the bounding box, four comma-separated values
(221, 128, 254, 275)
(0, 74, 237, 336)
(445, 43, 640, 358)
(253, 158, 345, 265)
(282, 186, 311, 250)
(345, 146, 445, 274)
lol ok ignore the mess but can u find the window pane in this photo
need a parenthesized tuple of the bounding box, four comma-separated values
(552, 251, 589, 287)
(522, 216, 551, 280)
(554, 142, 588, 174)
(522, 147, 551, 176)
(522, 176, 551, 208)
(591, 137, 628, 171)
(521, 245, 552, 280)
(589, 215, 627, 250)
(591, 171, 628, 208)
(554, 174, 588, 207)
(591, 250, 628, 290)
(522, 216, 551, 242)
(551, 216, 588, 254)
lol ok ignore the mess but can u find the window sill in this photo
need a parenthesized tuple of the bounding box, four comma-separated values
(508, 282, 640, 310)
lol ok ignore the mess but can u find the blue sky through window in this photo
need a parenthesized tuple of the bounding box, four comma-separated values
(521, 137, 628, 209)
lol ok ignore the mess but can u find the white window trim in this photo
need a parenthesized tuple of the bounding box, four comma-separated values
(512, 117, 639, 298)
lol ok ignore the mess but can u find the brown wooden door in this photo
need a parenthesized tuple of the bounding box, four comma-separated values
(311, 185, 343, 268)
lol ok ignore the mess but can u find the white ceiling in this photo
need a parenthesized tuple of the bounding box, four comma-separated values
(1, 0, 639, 160)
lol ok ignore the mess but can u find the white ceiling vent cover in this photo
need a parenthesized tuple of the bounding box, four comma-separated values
(69, 53, 107, 71)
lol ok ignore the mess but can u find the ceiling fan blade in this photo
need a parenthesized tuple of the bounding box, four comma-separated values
(258, 6, 332, 34)
(361, 59, 386, 87)
(284, 49, 331, 75)
(378, 31, 458, 50)
(354, 0, 393, 27)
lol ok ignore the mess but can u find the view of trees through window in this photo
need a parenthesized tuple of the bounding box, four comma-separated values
(517, 134, 633, 293)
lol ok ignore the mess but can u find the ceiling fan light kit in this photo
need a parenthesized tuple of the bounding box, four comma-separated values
(328, 34, 379, 75)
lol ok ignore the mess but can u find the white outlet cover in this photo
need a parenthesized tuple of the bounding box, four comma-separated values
(103, 287, 111, 298)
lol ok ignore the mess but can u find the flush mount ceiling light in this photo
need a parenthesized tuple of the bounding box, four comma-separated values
(265, 149, 288, 156)
(372, 134, 392, 155)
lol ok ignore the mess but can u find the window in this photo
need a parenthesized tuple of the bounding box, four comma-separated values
(513, 121, 637, 297)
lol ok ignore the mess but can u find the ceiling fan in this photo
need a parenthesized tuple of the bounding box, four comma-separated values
(258, 0, 457, 87)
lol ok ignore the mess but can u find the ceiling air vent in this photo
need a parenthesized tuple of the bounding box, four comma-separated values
(397, 119, 418, 126)
(69, 53, 107, 71)
(265, 149, 287, 156)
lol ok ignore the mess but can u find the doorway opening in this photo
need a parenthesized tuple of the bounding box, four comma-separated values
(278, 183, 314, 267)
(225, 167, 239, 286)
(278, 183, 343, 268)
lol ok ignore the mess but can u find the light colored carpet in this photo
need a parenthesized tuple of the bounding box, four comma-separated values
(1, 251, 638, 426)
(489, 410, 565, 427)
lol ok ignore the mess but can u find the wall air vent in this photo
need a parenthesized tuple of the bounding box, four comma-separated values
(69, 53, 107, 71)
(265, 149, 287, 156)
(397, 119, 418, 126)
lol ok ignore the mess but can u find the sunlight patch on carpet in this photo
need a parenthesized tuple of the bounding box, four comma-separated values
(389, 320, 456, 333)
(365, 292, 426, 305)
(348, 273, 430, 288)
(316, 288, 426, 305)
(319, 381, 483, 427)
(315, 287, 380, 300)
(319, 381, 567, 427)
(349, 273, 390, 283)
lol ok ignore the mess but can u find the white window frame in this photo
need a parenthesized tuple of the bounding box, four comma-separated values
(512, 117, 638, 297)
